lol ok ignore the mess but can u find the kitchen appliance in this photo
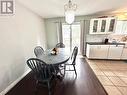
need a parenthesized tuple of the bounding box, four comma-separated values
(104, 38, 109, 44)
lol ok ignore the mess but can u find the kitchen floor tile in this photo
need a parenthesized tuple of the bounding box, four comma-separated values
(117, 87, 127, 95)
(108, 77, 127, 86)
(104, 86, 122, 95)
(97, 76, 114, 86)
(107, 66, 123, 71)
(89, 64, 99, 70)
(103, 70, 116, 76)
(93, 69, 105, 75)
(113, 71, 127, 77)
(119, 77, 127, 84)
(98, 65, 108, 69)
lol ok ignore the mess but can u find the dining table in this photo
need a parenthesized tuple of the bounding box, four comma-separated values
(37, 48, 70, 78)
(37, 48, 70, 65)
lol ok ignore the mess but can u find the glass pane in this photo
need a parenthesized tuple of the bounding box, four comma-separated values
(72, 24, 80, 51)
(93, 20, 98, 32)
(62, 24, 70, 51)
(62, 23, 81, 53)
(101, 20, 106, 32)
(109, 19, 115, 32)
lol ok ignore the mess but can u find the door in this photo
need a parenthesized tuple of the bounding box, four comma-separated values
(62, 22, 81, 53)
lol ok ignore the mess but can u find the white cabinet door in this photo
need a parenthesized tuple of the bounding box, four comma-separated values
(89, 19, 100, 34)
(86, 44, 109, 59)
(115, 21, 127, 34)
(100, 19, 107, 33)
(107, 18, 116, 33)
(115, 21, 124, 34)
(121, 48, 127, 60)
(108, 45, 124, 59)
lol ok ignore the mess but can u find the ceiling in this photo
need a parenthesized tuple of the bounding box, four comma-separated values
(17, 0, 127, 18)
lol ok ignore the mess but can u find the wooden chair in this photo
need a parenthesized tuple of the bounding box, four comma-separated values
(64, 46, 78, 76)
(56, 43, 65, 48)
(34, 46, 44, 57)
(27, 58, 54, 95)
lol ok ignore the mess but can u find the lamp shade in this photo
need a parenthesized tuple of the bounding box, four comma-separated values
(65, 10, 75, 24)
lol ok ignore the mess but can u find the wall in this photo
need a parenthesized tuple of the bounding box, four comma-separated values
(0, 1, 47, 93)
(45, 16, 108, 49)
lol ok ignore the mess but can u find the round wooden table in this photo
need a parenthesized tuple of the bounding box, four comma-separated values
(38, 48, 70, 65)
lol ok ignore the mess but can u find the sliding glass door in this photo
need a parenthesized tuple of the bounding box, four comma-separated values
(62, 22, 81, 52)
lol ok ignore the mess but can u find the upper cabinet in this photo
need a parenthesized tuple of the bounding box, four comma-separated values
(89, 17, 116, 34)
(115, 20, 127, 34)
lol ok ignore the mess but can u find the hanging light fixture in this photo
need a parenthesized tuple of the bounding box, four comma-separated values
(64, 0, 77, 24)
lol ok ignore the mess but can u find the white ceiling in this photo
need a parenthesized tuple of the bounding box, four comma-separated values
(17, 0, 127, 18)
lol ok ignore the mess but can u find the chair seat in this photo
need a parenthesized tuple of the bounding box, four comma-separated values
(65, 59, 73, 65)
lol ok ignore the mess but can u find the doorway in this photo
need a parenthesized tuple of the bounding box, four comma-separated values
(62, 22, 81, 53)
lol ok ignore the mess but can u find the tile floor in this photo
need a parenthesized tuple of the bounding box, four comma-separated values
(86, 59, 127, 95)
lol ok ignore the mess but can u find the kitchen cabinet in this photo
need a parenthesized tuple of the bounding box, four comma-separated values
(86, 44, 109, 59)
(108, 45, 124, 59)
(115, 21, 127, 34)
(89, 17, 116, 34)
(89, 19, 99, 33)
(121, 47, 127, 59)
(86, 43, 125, 60)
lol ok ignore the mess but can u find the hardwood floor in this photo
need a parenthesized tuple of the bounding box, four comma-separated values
(6, 58, 108, 95)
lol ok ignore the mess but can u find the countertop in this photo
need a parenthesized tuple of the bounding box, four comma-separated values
(86, 42, 125, 45)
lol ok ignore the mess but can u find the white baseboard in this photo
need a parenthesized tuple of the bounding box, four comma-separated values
(0, 69, 31, 95)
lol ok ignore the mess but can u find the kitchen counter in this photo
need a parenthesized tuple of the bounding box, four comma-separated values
(86, 42, 125, 45)
(86, 42, 127, 60)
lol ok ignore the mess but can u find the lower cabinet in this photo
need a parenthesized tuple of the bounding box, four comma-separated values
(86, 44, 109, 59)
(121, 48, 127, 59)
(108, 45, 124, 59)
(86, 44, 125, 60)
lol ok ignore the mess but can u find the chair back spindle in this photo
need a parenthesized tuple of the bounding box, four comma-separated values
(27, 58, 52, 80)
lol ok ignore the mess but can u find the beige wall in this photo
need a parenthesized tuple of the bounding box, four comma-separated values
(45, 16, 109, 49)
(0, 1, 47, 93)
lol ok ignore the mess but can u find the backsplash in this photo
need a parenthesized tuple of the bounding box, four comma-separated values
(86, 34, 127, 43)
(107, 34, 127, 42)
(121, 36, 127, 42)
(86, 34, 108, 42)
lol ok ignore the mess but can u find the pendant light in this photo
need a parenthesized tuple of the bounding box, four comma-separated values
(64, 0, 77, 24)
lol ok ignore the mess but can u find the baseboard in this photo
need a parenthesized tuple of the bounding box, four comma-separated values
(0, 69, 31, 95)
